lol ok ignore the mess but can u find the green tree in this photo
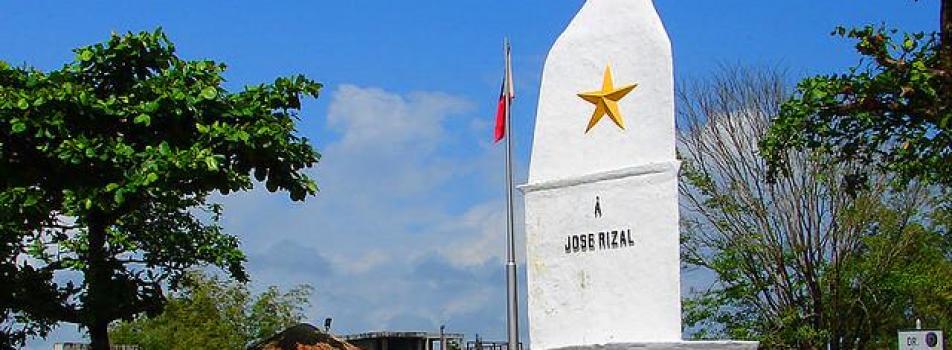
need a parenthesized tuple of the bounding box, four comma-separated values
(679, 67, 952, 349)
(753, 2, 952, 346)
(0, 29, 321, 350)
(109, 271, 313, 350)
(761, 1, 951, 187)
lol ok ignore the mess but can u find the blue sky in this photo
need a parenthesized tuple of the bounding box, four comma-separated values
(1, 1, 937, 349)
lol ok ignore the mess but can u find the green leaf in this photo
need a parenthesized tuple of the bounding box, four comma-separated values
(204, 156, 219, 171)
(903, 37, 915, 51)
(11, 121, 26, 133)
(200, 87, 218, 100)
(142, 101, 160, 113)
(134, 113, 152, 126)
(17, 98, 29, 110)
(305, 181, 317, 194)
(290, 189, 304, 201)
(23, 194, 39, 207)
(158, 142, 171, 156)
(78, 49, 94, 62)
(27, 239, 46, 258)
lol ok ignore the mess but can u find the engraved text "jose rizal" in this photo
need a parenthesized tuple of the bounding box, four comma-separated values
(565, 229, 634, 254)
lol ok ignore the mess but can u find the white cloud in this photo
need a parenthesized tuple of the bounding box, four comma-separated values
(441, 285, 494, 318)
(327, 250, 391, 275)
(328, 85, 472, 152)
(215, 85, 521, 338)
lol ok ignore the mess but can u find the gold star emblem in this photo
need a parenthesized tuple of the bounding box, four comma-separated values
(577, 65, 637, 133)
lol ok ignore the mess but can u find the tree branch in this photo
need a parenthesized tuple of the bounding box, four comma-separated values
(942, 0, 952, 70)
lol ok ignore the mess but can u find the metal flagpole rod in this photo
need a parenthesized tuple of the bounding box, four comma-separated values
(503, 38, 520, 350)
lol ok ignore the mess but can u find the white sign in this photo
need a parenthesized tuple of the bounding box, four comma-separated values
(899, 331, 944, 350)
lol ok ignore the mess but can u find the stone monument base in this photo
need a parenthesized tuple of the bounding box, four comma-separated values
(553, 341, 758, 350)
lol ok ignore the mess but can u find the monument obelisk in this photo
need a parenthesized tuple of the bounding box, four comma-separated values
(521, 1, 756, 349)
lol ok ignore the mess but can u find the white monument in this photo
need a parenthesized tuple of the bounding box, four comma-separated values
(521, 1, 757, 349)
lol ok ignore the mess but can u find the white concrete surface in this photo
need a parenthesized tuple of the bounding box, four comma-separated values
(551, 342, 760, 350)
(528, 0, 674, 185)
(523, 164, 681, 349)
(523, 0, 681, 348)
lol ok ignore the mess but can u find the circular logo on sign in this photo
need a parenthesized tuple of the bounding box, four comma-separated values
(926, 332, 938, 347)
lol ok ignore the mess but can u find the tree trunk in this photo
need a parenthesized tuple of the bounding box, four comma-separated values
(89, 321, 110, 350)
(943, 0, 952, 68)
(85, 218, 111, 350)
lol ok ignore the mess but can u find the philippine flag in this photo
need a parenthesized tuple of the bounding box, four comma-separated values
(495, 41, 515, 143)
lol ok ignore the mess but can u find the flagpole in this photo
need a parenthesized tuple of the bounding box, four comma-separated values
(503, 38, 520, 350)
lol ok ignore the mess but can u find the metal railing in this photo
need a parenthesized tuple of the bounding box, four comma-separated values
(465, 340, 522, 350)
(53, 343, 139, 350)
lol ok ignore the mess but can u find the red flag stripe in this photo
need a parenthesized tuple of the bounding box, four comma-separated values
(494, 42, 514, 143)
(495, 81, 509, 142)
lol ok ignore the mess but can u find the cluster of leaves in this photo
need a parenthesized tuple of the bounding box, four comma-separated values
(110, 271, 314, 350)
(761, 25, 950, 189)
(838, 195, 952, 349)
(0, 28, 321, 349)
(0, 188, 65, 348)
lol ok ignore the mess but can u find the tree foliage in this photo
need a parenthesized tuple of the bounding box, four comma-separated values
(0, 29, 321, 349)
(679, 67, 952, 350)
(110, 271, 313, 350)
(761, 1, 952, 188)
(750, 2, 952, 347)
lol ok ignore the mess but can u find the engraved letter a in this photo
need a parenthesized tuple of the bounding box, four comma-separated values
(595, 196, 602, 218)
